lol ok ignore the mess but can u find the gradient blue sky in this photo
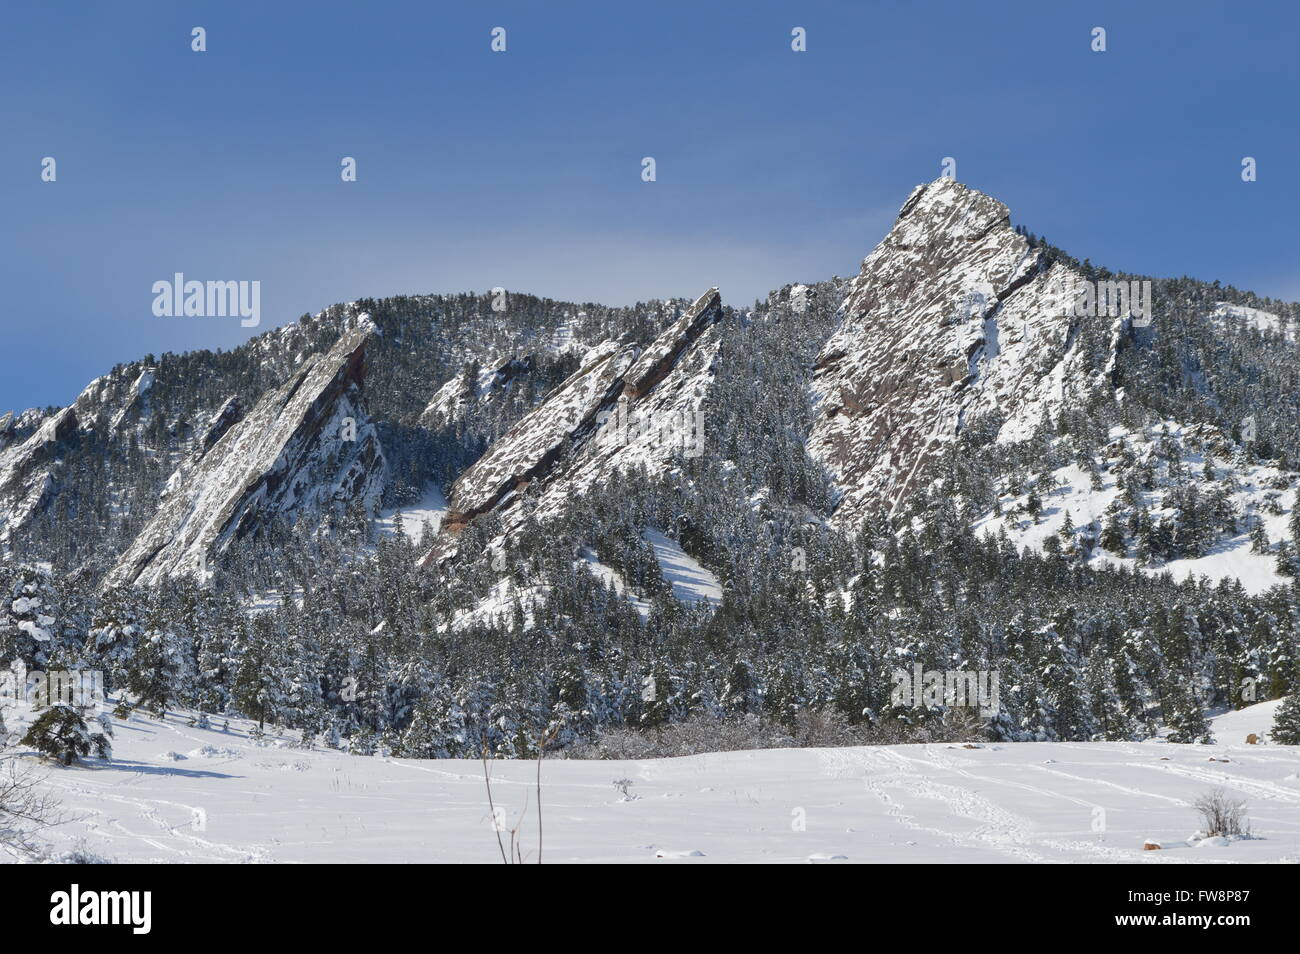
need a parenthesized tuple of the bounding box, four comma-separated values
(3, 1, 1297, 411)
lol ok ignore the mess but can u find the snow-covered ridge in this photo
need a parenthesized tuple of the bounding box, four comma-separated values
(1211, 301, 1292, 341)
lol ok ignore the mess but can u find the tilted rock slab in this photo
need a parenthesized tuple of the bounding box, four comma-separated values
(103, 325, 386, 588)
(421, 288, 722, 563)
(0, 406, 80, 546)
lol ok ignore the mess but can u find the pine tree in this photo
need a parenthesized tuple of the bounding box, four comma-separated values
(1042, 632, 1088, 740)
(722, 658, 755, 714)
(1083, 651, 1135, 741)
(548, 663, 590, 745)
(232, 613, 289, 730)
(1271, 692, 1300, 744)
(1111, 634, 1152, 736)
(0, 565, 64, 671)
(396, 694, 446, 758)
(1250, 519, 1270, 554)
(639, 661, 674, 729)
(21, 704, 112, 766)
(1166, 689, 1213, 744)
(127, 619, 188, 717)
(89, 587, 145, 697)
(1025, 489, 1043, 525)
(1134, 510, 1156, 565)
(1275, 540, 1296, 577)
(1100, 514, 1126, 554)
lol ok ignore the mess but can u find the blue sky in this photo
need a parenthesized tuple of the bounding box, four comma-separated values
(3, 1, 1297, 411)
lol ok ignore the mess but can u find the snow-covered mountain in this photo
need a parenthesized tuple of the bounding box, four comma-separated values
(0, 405, 79, 546)
(10, 178, 1295, 596)
(3, 176, 1300, 767)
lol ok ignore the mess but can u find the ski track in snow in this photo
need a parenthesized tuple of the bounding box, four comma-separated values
(6, 701, 1299, 863)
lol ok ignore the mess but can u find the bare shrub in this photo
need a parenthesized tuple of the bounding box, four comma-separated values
(859, 707, 993, 745)
(480, 725, 557, 863)
(1193, 788, 1249, 838)
(562, 702, 999, 760)
(0, 755, 63, 860)
(566, 713, 797, 760)
(936, 706, 995, 743)
(612, 778, 637, 801)
(792, 709, 864, 747)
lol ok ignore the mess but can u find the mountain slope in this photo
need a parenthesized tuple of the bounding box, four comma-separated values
(0, 406, 80, 546)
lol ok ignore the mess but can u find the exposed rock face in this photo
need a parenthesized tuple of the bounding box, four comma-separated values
(419, 355, 537, 429)
(421, 288, 723, 562)
(0, 412, 15, 452)
(0, 367, 164, 546)
(197, 396, 244, 457)
(807, 177, 1113, 530)
(0, 406, 80, 545)
(159, 396, 246, 502)
(108, 368, 156, 433)
(103, 325, 386, 589)
(438, 339, 634, 532)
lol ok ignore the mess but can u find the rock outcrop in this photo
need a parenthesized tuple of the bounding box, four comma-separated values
(421, 288, 723, 562)
(807, 177, 1119, 529)
(0, 406, 80, 545)
(419, 355, 537, 430)
(103, 325, 386, 588)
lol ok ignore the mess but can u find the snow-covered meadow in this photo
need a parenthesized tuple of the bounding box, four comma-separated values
(5, 700, 1297, 863)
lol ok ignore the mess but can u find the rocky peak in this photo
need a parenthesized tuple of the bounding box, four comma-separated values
(807, 177, 1110, 529)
